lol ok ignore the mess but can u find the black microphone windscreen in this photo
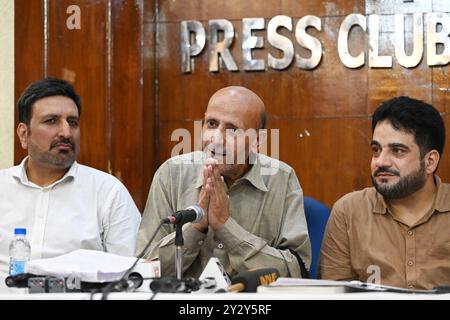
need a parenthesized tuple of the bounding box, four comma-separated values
(162, 205, 204, 225)
(127, 272, 143, 289)
(175, 205, 204, 224)
(5, 273, 35, 288)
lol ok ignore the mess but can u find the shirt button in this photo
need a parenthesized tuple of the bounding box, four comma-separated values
(407, 231, 413, 236)
(217, 243, 224, 249)
(407, 260, 414, 266)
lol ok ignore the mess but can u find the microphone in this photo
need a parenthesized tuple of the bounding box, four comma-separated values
(228, 268, 280, 292)
(107, 272, 144, 292)
(149, 276, 202, 293)
(162, 205, 204, 225)
(5, 273, 36, 288)
(149, 276, 217, 293)
(124, 272, 144, 290)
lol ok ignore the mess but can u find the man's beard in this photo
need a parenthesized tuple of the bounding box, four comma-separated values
(28, 138, 77, 169)
(371, 161, 426, 199)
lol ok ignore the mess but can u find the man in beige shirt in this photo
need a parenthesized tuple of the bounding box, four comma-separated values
(136, 86, 311, 279)
(320, 96, 450, 290)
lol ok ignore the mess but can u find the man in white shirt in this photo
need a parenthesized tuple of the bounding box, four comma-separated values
(0, 78, 141, 292)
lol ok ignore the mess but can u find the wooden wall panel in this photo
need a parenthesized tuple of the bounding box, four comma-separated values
(159, 0, 279, 22)
(271, 118, 373, 205)
(281, 0, 364, 17)
(263, 16, 368, 119)
(142, 0, 156, 205)
(367, 66, 433, 113)
(14, 0, 44, 163)
(110, 0, 145, 209)
(47, 0, 109, 171)
(441, 117, 450, 180)
(433, 68, 450, 115)
(157, 15, 368, 121)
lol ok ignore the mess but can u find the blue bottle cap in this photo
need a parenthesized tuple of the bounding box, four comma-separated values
(14, 228, 26, 235)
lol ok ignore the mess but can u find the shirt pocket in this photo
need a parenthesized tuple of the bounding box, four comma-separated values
(427, 242, 450, 260)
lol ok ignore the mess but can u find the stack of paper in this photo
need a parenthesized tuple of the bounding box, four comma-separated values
(257, 277, 440, 294)
(26, 249, 146, 283)
(257, 278, 350, 294)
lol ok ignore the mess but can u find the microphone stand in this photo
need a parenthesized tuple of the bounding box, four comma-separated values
(174, 224, 184, 280)
(99, 221, 165, 300)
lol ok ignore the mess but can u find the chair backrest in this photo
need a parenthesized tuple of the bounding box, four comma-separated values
(303, 196, 330, 279)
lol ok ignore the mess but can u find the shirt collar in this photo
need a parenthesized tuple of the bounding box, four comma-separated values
(238, 154, 269, 192)
(373, 191, 388, 215)
(194, 152, 269, 192)
(12, 156, 78, 188)
(432, 176, 450, 212)
(194, 153, 207, 189)
(373, 175, 450, 214)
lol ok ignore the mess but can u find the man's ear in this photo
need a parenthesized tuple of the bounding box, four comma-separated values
(424, 149, 440, 174)
(252, 129, 267, 154)
(17, 123, 29, 150)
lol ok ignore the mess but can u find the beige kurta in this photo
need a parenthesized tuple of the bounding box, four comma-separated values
(320, 176, 450, 290)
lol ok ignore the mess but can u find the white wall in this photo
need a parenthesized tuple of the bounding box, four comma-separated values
(0, 0, 14, 169)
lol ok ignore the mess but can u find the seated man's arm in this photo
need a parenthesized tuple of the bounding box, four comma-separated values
(319, 199, 355, 280)
(215, 171, 311, 278)
(102, 183, 142, 256)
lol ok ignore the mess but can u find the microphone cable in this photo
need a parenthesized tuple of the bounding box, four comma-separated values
(97, 220, 166, 300)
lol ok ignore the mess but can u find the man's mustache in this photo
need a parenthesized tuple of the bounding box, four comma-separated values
(50, 139, 75, 150)
(373, 167, 400, 176)
(203, 143, 226, 155)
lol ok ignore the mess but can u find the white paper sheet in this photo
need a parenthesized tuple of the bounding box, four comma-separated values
(25, 249, 140, 283)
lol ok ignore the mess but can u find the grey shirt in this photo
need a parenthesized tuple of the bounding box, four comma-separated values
(136, 151, 311, 278)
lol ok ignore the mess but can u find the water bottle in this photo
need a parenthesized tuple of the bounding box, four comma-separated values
(9, 228, 31, 276)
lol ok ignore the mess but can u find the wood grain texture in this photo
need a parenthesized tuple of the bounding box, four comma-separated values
(281, 0, 365, 17)
(14, 0, 44, 163)
(142, 0, 156, 208)
(110, 0, 145, 210)
(159, 0, 280, 22)
(47, 0, 109, 171)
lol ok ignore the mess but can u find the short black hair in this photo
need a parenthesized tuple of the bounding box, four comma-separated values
(372, 96, 445, 157)
(17, 78, 81, 126)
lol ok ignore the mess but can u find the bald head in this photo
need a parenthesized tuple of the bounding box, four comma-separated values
(202, 86, 267, 183)
(207, 86, 267, 130)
